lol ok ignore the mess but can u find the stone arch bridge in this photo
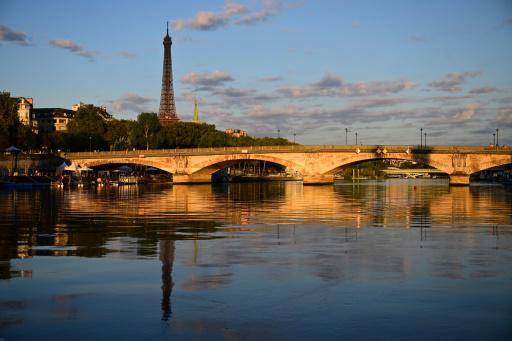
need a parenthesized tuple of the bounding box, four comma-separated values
(62, 145, 512, 185)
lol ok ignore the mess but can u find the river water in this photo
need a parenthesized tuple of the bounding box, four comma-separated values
(0, 179, 511, 340)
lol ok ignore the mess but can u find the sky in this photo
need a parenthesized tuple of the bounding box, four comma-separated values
(1, 0, 511, 145)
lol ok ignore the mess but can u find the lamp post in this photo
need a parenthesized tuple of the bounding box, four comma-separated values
(345, 128, 350, 145)
(277, 128, 281, 139)
(493, 133, 496, 146)
(355, 132, 358, 145)
(89, 136, 92, 152)
(424, 132, 427, 148)
(293, 130, 296, 144)
(496, 128, 499, 147)
(420, 128, 423, 148)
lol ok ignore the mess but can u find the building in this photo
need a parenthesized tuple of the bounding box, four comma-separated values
(225, 128, 248, 138)
(31, 108, 75, 133)
(158, 22, 179, 125)
(15, 97, 33, 126)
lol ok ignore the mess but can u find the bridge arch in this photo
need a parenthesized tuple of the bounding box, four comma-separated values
(74, 158, 175, 174)
(187, 154, 302, 176)
(470, 157, 512, 174)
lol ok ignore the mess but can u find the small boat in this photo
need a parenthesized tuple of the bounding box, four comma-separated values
(0, 176, 52, 189)
(119, 175, 138, 185)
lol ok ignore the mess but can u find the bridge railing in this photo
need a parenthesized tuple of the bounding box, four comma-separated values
(61, 144, 512, 159)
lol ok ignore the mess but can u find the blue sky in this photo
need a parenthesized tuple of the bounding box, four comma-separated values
(1, 0, 511, 145)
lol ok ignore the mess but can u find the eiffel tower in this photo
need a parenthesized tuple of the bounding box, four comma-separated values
(159, 22, 179, 124)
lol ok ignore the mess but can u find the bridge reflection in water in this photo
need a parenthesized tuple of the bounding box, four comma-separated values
(0, 181, 511, 339)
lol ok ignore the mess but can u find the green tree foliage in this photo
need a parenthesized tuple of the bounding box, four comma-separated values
(0, 92, 21, 148)
(0, 92, 39, 150)
(131, 113, 161, 150)
(1, 94, 295, 152)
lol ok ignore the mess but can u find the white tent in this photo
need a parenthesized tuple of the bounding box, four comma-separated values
(5, 146, 21, 153)
(55, 162, 68, 175)
(64, 163, 80, 172)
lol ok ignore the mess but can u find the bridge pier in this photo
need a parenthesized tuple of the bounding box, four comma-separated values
(449, 174, 470, 186)
(302, 174, 334, 185)
(172, 174, 212, 184)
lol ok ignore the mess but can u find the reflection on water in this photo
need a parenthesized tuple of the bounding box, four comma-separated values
(0, 180, 511, 339)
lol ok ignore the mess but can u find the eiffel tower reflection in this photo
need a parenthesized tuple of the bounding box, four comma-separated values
(159, 239, 175, 321)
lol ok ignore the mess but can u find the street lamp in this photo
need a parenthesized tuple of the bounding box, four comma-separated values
(420, 128, 423, 148)
(277, 128, 281, 139)
(493, 133, 496, 146)
(496, 128, 499, 147)
(345, 128, 350, 145)
(293, 130, 296, 144)
(424, 132, 427, 148)
(89, 136, 92, 152)
(355, 132, 358, 145)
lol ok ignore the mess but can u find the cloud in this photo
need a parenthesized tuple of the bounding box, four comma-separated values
(429, 71, 480, 92)
(409, 35, 428, 43)
(172, 0, 297, 31)
(107, 93, 156, 113)
(349, 97, 409, 109)
(181, 70, 234, 87)
(352, 21, 361, 28)
(429, 104, 480, 125)
(0, 24, 31, 46)
(495, 107, 512, 127)
(236, 0, 289, 25)
(258, 76, 284, 82)
(278, 73, 415, 98)
(313, 73, 344, 88)
(172, 2, 248, 31)
(49, 39, 96, 59)
(468, 86, 496, 94)
(117, 51, 137, 59)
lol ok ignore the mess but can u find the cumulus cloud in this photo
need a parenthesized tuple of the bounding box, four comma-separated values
(172, 0, 297, 31)
(0, 24, 31, 46)
(181, 70, 234, 88)
(236, 0, 287, 25)
(107, 93, 156, 113)
(429, 104, 480, 125)
(429, 71, 480, 92)
(49, 39, 96, 59)
(468, 86, 496, 94)
(278, 73, 415, 98)
(172, 2, 248, 31)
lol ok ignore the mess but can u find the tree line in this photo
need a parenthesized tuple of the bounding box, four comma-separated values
(0, 92, 294, 152)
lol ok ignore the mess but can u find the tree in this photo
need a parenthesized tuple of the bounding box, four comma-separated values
(105, 119, 132, 150)
(0, 92, 21, 148)
(133, 113, 160, 150)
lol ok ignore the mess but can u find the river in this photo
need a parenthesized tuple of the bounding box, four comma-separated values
(1, 179, 511, 340)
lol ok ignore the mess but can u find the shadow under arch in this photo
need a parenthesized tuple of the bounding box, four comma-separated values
(470, 160, 512, 175)
(77, 160, 174, 174)
(321, 154, 450, 176)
